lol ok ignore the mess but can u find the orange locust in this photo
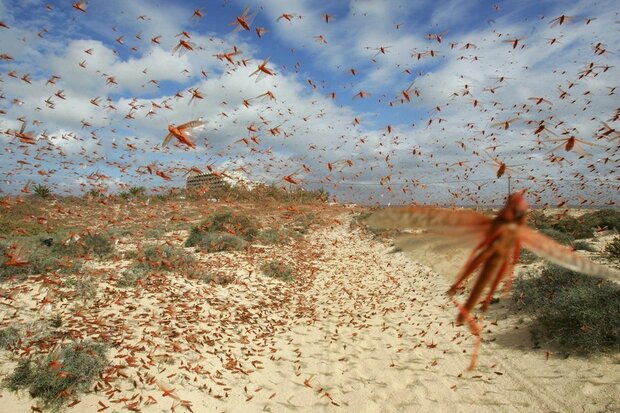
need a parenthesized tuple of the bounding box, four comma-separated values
(367, 190, 619, 370)
(230, 4, 256, 31)
(162, 119, 206, 149)
(249, 58, 275, 82)
(544, 135, 604, 158)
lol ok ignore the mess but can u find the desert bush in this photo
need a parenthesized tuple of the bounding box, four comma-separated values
(141, 245, 193, 270)
(85, 188, 103, 198)
(0, 240, 82, 282)
(33, 184, 52, 199)
(605, 237, 620, 260)
(511, 264, 620, 354)
(0, 326, 19, 349)
(53, 233, 114, 258)
(185, 209, 258, 251)
(539, 228, 574, 245)
(186, 231, 247, 252)
(551, 216, 594, 239)
(144, 227, 165, 239)
(261, 260, 295, 282)
(63, 277, 98, 301)
(592, 209, 620, 231)
(7, 341, 108, 411)
(117, 266, 150, 288)
(129, 186, 146, 197)
(527, 210, 553, 230)
(290, 213, 320, 234)
(518, 249, 540, 264)
(573, 240, 596, 252)
(200, 272, 234, 286)
(199, 209, 258, 239)
(0, 201, 47, 236)
(256, 228, 291, 245)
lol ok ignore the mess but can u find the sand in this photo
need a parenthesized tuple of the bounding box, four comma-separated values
(0, 210, 618, 412)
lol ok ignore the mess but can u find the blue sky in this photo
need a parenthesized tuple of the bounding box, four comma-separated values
(0, 0, 618, 205)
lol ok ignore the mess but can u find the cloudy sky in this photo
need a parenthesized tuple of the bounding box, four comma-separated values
(0, 0, 618, 205)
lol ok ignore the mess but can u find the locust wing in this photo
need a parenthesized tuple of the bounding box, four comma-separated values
(519, 226, 620, 280)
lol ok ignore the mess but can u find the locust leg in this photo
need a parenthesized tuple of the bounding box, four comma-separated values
(452, 297, 482, 370)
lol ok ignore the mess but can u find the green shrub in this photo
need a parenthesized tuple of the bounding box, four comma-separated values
(141, 245, 193, 270)
(256, 228, 291, 245)
(527, 210, 553, 230)
(7, 341, 108, 411)
(33, 184, 52, 199)
(583, 209, 620, 232)
(63, 277, 98, 301)
(260, 260, 295, 282)
(606, 237, 620, 261)
(511, 264, 620, 354)
(129, 186, 146, 197)
(52, 233, 114, 258)
(0, 326, 19, 349)
(552, 217, 594, 239)
(200, 272, 234, 286)
(144, 228, 165, 239)
(539, 228, 574, 246)
(198, 209, 258, 240)
(573, 240, 596, 252)
(0, 241, 82, 282)
(185, 209, 259, 252)
(290, 213, 319, 234)
(186, 231, 247, 252)
(117, 266, 149, 288)
(519, 249, 540, 264)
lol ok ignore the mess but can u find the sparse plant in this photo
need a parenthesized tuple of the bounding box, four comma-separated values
(117, 266, 149, 288)
(186, 210, 258, 251)
(605, 236, 620, 261)
(199, 209, 259, 239)
(7, 341, 108, 411)
(129, 186, 146, 197)
(0, 326, 19, 349)
(141, 245, 193, 270)
(1, 240, 82, 282)
(50, 314, 63, 328)
(539, 228, 574, 246)
(511, 264, 620, 354)
(260, 260, 295, 282)
(53, 232, 114, 258)
(290, 213, 320, 235)
(64, 276, 98, 302)
(256, 228, 291, 245)
(200, 272, 234, 286)
(573, 240, 596, 252)
(33, 184, 52, 199)
(144, 227, 165, 239)
(186, 231, 247, 252)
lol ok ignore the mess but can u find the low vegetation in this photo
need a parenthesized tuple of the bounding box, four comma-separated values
(185, 209, 258, 252)
(7, 341, 108, 411)
(605, 236, 620, 261)
(33, 184, 52, 199)
(199, 272, 235, 286)
(0, 326, 20, 349)
(261, 260, 295, 282)
(511, 264, 620, 355)
(117, 266, 150, 288)
(529, 209, 620, 240)
(141, 245, 193, 270)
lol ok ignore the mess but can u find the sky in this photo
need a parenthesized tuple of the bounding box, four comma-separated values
(0, 0, 618, 206)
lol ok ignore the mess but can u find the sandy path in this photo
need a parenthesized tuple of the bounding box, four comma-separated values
(256, 214, 618, 412)
(1, 212, 617, 412)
